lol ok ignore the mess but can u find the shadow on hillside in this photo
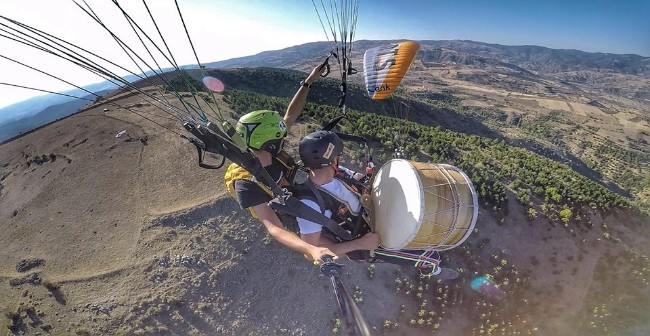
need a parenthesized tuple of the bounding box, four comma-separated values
(151, 197, 244, 228)
(508, 138, 631, 197)
(399, 98, 501, 139)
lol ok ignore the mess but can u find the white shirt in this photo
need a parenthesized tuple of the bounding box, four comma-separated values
(297, 178, 361, 234)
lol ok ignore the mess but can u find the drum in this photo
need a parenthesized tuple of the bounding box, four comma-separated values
(371, 159, 478, 251)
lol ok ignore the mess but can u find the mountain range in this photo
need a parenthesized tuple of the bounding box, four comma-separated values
(206, 40, 650, 76)
(1, 39, 648, 144)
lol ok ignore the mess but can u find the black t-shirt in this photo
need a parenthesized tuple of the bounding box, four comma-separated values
(234, 159, 287, 209)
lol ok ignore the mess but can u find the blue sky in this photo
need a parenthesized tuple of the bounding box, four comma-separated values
(222, 0, 649, 55)
(387, 0, 649, 56)
(0, 0, 648, 109)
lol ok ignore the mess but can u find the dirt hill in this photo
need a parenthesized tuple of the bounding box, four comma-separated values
(1, 85, 650, 336)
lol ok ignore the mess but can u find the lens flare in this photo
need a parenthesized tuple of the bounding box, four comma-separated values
(202, 76, 225, 93)
(470, 275, 506, 300)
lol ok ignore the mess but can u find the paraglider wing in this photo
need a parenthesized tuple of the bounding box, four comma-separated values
(363, 41, 420, 100)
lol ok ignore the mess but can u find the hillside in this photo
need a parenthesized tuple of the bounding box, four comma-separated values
(0, 73, 165, 143)
(207, 40, 650, 213)
(0, 90, 118, 143)
(1, 64, 649, 335)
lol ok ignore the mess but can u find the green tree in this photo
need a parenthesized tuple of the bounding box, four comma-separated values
(527, 207, 538, 219)
(559, 207, 572, 224)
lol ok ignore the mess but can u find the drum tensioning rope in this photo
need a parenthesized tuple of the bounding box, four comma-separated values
(373, 248, 441, 268)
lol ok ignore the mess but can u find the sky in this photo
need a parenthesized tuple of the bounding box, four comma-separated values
(0, 0, 648, 110)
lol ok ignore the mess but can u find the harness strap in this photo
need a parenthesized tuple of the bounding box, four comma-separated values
(299, 176, 371, 240)
(306, 178, 328, 215)
(268, 196, 353, 241)
(275, 151, 297, 186)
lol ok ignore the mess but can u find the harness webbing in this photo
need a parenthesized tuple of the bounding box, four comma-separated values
(297, 175, 370, 240)
(269, 197, 353, 240)
(306, 178, 328, 215)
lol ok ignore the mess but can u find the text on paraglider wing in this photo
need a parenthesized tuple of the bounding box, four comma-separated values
(373, 43, 400, 71)
(368, 84, 392, 92)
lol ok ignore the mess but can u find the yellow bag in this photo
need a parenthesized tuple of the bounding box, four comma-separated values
(223, 163, 272, 218)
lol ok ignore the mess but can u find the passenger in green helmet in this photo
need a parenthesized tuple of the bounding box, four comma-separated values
(235, 109, 287, 155)
(225, 60, 338, 263)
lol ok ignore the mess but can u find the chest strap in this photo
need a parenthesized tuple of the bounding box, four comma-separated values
(268, 195, 353, 241)
(306, 178, 328, 215)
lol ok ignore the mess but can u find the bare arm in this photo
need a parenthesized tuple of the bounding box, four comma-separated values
(301, 231, 380, 257)
(253, 203, 336, 261)
(284, 61, 329, 130)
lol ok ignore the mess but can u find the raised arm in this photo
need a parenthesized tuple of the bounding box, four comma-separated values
(284, 61, 329, 130)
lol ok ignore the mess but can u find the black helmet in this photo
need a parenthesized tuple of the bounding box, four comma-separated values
(299, 130, 343, 168)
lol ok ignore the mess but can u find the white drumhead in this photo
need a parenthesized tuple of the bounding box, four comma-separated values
(371, 159, 423, 249)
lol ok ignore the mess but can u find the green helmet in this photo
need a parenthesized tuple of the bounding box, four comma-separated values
(236, 110, 287, 153)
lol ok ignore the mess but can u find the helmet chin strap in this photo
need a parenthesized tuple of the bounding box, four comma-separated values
(261, 137, 285, 156)
(330, 157, 340, 175)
